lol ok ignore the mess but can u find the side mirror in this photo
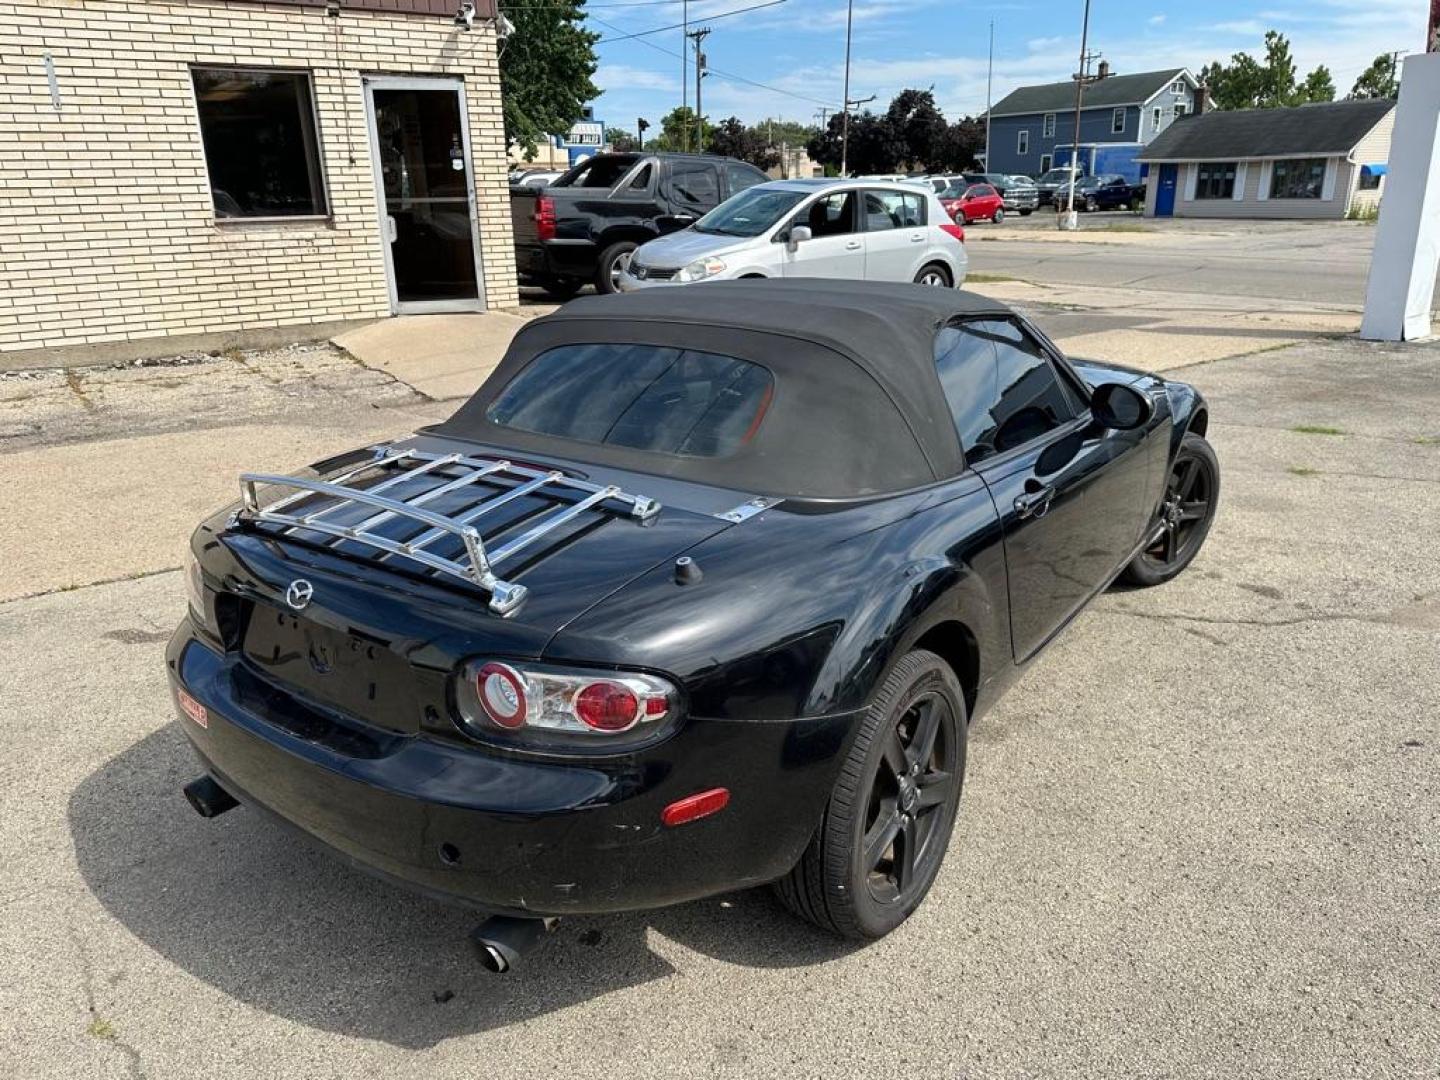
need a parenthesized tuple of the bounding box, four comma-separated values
(787, 224, 812, 252)
(1090, 382, 1153, 430)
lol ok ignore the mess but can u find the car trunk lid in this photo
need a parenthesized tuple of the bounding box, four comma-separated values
(211, 439, 733, 734)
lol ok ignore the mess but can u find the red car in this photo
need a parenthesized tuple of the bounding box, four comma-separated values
(941, 182, 1005, 224)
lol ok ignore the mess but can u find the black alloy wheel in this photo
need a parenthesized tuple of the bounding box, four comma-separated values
(595, 241, 638, 295)
(1122, 431, 1220, 586)
(775, 649, 967, 939)
(1085, 195, 1099, 212)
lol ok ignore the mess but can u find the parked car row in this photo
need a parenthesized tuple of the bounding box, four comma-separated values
(511, 153, 969, 297)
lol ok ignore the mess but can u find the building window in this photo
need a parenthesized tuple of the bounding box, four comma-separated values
(1111, 108, 1126, 134)
(192, 67, 328, 218)
(1040, 153, 1052, 173)
(1358, 166, 1383, 191)
(1270, 157, 1327, 199)
(1042, 112, 1055, 138)
(1152, 106, 1162, 130)
(1174, 103, 1187, 118)
(1195, 161, 1238, 199)
(1018, 129, 1030, 155)
(1171, 79, 1185, 93)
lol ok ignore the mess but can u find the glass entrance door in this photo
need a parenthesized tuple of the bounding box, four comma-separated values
(365, 79, 483, 312)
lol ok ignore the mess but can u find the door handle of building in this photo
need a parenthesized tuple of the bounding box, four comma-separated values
(386, 216, 398, 244)
(845, 240, 862, 250)
(1014, 484, 1054, 520)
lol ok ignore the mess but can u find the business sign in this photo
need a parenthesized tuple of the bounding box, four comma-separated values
(566, 120, 604, 147)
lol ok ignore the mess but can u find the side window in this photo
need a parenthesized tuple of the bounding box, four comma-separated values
(935, 320, 1082, 466)
(985, 319, 1082, 453)
(902, 192, 926, 225)
(797, 190, 857, 237)
(666, 162, 720, 207)
(934, 323, 999, 466)
(726, 163, 764, 196)
(863, 190, 911, 230)
(627, 163, 654, 190)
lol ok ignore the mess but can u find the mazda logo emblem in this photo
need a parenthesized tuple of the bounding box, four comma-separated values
(285, 579, 314, 611)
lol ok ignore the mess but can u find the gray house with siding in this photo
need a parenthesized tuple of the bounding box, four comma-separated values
(1138, 99, 1395, 220)
(985, 68, 1198, 176)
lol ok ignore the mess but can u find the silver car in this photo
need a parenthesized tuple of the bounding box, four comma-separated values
(1003, 175, 1039, 215)
(619, 178, 968, 291)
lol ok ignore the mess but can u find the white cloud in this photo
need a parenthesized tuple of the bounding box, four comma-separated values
(1147, 14, 1165, 26)
(1027, 36, 1066, 53)
(595, 63, 680, 94)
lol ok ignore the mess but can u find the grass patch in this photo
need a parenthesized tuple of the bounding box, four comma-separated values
(1414, 435, 1439, 446)
(1290, 424, 1344, 436)
(1287, 466, 1320, 477)
(87, 1018, 116, 1040)
(964, 272, 1022, 284)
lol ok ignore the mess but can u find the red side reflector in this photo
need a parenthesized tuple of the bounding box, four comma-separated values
(661, 787, 730, 827)
(177, 689, 208, 728)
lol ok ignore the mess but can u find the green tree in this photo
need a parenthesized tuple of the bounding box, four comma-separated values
(644, 106, 710, 152)
(1202, 31, 1336, 109)
(1299, 65, 1335, 103)
(934, 117, 985, 171)
(807, 111, 902, 174)
(752, 118, 818, 149)
(1203, 30, 1336, 108)
(605, 126, 638, 152)
(500, 0, 600, 159)
(706, 116, 780, 169)
(1349, 53, 1400, 99)
(886, 88, 948, 171)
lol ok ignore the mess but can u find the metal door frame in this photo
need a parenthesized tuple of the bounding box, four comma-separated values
(362, 75, 487, 314)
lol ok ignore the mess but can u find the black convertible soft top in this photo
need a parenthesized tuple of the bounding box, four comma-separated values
(437, 280, 1021, 498)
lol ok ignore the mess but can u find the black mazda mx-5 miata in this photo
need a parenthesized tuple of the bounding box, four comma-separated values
(168, 281, 1218, 968)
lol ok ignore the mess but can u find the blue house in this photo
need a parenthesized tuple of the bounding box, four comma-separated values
(986, 68, 1199, 179)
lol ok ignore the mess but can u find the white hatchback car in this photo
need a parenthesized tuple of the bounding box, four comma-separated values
(618, 178, 968, 291)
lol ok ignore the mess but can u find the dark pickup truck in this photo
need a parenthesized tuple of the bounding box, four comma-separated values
(1054, 173, 1145, 212)
(511, 152, 769, 297)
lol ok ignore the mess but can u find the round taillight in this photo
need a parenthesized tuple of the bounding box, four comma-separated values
(476, 662, 527, 729)
(574, 681, 640, 731)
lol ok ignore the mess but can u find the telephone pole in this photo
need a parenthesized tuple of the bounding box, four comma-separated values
(681, 0, 689, 151)
(984, 20, 994, 168)
(840, 0, 854, 174)
(841, 94, 874, 175)
(688, 27, 711, 152)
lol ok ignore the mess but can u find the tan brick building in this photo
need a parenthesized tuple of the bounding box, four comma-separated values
(0, 0, 519, 361)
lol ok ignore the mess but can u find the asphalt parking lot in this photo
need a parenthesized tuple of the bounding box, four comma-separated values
(2, 326, 1437, 1077)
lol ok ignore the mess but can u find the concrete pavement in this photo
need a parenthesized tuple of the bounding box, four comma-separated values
(1, 326, 1437, 1077)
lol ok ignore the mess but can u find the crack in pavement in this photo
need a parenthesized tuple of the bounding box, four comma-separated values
(0, 566, 180, 608)
(1098, 603, 1436, 633)
(66, 921, 147, 1080)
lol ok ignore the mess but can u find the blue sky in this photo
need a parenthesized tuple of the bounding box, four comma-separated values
(585, 0, 1425, 132)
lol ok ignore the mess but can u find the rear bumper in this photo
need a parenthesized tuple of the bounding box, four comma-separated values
(514, 240, 598, 283)
(166, 625, 860, 917)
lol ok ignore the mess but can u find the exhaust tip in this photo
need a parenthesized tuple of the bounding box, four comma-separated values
(469, 915, 557, 973)
(183, 775, 239, 819)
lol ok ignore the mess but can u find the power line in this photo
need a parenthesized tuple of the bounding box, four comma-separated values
(589, 12, 840, 108)
(594, 0, 786, 43)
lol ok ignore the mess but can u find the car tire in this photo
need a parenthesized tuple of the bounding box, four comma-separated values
(538, 276, 583, 300)
(913, 263, 952, 288)
(1121, 431, 1221, 587)
(595, 241, 638, 295)
(992, 207, 1005, 224)
(774, 648, 967, 940)
(1085, 196, 1099, 213)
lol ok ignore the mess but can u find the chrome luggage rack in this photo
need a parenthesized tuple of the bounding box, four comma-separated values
(237, 447, 661, 615)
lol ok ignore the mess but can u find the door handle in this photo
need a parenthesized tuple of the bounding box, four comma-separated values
(844, 240, 862, 250)
(910, 233, 924, 242)
(1014, 484, 1055, 519)
(386, 216, 397, 244)
(672, 214, 695, 224)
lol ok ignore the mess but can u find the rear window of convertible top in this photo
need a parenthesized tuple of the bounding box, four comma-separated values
(485, 343, 774, 458)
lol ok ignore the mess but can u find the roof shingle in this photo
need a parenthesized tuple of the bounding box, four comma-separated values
(989, 68, 1189, 117)
(1138, 99, 1395, 161)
